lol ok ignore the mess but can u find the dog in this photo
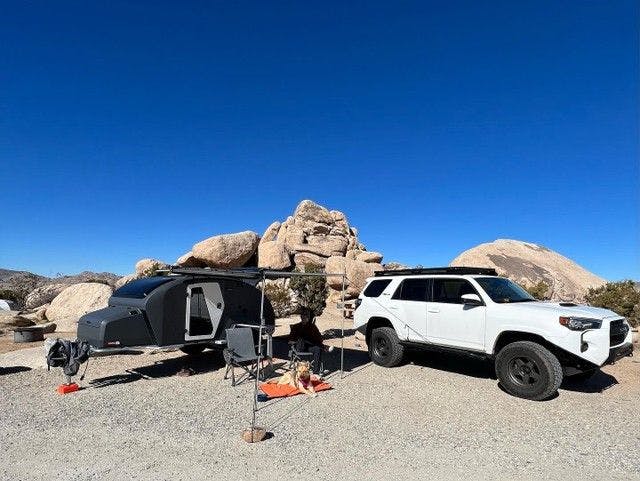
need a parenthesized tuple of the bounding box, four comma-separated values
(268, 361, 317, 397)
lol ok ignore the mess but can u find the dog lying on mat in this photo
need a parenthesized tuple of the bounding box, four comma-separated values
(267, 361, 317, 397)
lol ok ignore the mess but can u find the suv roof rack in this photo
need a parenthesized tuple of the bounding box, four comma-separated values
(374, 266, 498, 277)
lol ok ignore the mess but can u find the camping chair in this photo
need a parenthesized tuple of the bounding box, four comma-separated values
(288, 339, 323, 374)
(224, 327, 261, 386)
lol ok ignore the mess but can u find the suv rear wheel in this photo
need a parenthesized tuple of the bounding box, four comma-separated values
(495, 341, 563, 401)
(369, 326, 405, 367)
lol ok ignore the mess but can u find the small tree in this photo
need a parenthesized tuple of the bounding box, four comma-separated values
(525, 281, 550, 300)
(585, 281, 640, 327)
(289, 263, 328, 318)
(263, 282, 294, 318)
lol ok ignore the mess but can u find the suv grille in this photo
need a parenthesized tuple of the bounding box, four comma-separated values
(609, 319, 629, 346)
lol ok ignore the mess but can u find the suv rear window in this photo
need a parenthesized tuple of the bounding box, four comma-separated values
(363, 279, 392, 297)
(392, 279, 429, 302)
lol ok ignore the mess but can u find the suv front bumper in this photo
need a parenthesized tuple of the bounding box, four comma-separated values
(605, 342, 633, 365)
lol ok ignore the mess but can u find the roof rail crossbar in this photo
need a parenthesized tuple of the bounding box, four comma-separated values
(375, 267, 498, 277)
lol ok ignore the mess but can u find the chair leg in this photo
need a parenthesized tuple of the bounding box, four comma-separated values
(231, 365, 236, 387)
(224, 363, 231, 380)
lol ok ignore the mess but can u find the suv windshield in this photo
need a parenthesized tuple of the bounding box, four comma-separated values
(474, 277, 535, 303)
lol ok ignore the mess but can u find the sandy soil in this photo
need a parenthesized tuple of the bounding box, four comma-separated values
(1, 309, 638, 480)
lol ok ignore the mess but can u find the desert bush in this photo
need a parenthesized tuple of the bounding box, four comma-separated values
(585, 281, 640, 328)
(289, 263, 328, 317)
(525, 281, 550, 300)
(263, 282, 294, 318)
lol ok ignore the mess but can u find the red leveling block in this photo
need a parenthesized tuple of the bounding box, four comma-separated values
(57, 383, 79, 395)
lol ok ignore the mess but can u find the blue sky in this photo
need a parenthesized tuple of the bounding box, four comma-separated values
(1, 1, 638, 280)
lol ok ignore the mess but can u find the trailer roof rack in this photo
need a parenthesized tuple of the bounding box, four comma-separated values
(164, 266, 264, 279)
(374, 266, 498, 277)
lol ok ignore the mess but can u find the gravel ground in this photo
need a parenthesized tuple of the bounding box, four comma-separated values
(0, 320, 638, 481)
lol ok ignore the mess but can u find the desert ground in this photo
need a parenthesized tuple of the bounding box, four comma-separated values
(1, 309, 638, 481)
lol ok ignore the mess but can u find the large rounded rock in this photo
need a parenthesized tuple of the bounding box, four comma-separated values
(346, 260, 384, 297)
(46, 283, 113, 333)
(282, 225, 305, 250)
(0, 311, 35, 328)
(293, 252, 327, 268)
(306, 235, 349, 256)
(451, 239, 606, 301)
(325, 257, 348, 289)
(258, 241, 292, 269)
(192, 231, 260, 268)
(176, 251, 206, 268)
(356, 251, 383, 264)
(24, 283, 68, 310)
(115, 273, 137, 289)
(325, 256, 383, 297)
(135, 258, 169, 277)
(293, 200, 334, 225)
(260, 222, 281, 245)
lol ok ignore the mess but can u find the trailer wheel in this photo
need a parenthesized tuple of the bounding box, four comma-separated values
(180, 344, 207, 355)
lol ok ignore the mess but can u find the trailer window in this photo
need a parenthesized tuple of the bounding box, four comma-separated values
(113, 276, 174, 299)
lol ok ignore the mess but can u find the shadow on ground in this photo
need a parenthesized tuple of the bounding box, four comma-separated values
(88, 351, 226, 387)
(0, 366, 32, 375)
(561, 370, 618, 393)
(407, 349, 495, 379)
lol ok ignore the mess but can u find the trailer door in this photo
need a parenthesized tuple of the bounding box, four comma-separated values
(185, 282, 224, 341)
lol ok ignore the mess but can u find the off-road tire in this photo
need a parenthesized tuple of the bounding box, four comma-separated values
(369, 326, 405, 367)
(180, 344, 207, 356)
(495, 341, 563, 401)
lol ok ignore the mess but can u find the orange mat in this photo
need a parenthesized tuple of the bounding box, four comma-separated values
(259, 379, 332, 399)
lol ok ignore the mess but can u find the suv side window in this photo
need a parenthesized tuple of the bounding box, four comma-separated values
(392, 278, 429, 302)
(363, 279, 392, 297)
(431, 278, 478, 304)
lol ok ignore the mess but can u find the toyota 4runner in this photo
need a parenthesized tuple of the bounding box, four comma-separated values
(353, 267, 633, 400)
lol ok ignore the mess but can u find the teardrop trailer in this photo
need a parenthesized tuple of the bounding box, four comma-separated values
(76, 267, 276, 356)
(45, 266, 349, 442)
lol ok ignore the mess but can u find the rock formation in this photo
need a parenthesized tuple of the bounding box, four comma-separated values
(450, 239, 606, 301)
(255, 200, 383, 298)
(46, 282, 113, 332)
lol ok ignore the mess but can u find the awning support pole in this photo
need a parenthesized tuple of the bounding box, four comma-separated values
(340, 272, 346, 379)
(251, 271, 266, 436)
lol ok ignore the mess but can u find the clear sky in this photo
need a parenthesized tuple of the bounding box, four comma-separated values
(1, 1, 638, 280)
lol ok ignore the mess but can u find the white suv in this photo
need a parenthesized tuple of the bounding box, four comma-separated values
(353, 267, 633, 400)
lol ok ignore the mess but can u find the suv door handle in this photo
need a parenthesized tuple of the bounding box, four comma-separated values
(428, 308, 440, 313)
(388, 306, 398, 310)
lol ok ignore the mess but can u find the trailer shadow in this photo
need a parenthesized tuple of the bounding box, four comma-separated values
(89, 351, 226, 387)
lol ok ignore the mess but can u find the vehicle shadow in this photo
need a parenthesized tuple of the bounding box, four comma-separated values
(89, 351, 226, 386)
(560, 370, 618, 394)
(407, 349, 495, 379)
(0, 366, 32, 375)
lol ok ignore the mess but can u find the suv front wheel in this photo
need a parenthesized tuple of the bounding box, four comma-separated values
(495, 341, 563, 401)
(369, 326, 405, 367)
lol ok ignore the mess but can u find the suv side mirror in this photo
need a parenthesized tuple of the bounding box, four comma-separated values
(461, 293, 483, 306)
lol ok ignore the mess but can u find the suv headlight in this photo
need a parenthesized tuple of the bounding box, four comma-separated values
(559, 316, 602, 331)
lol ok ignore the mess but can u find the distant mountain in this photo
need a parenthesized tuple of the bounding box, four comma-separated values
(0, 268, 119, 307)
